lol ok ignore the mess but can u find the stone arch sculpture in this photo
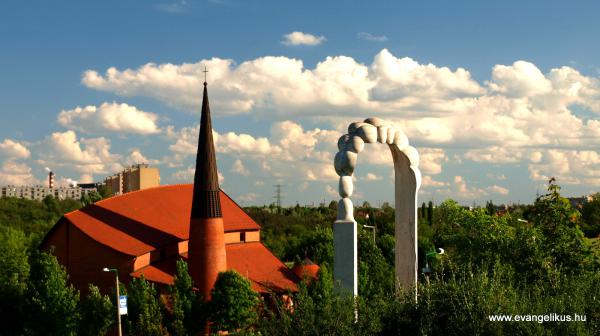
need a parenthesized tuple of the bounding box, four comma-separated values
(333, 117, 421, 296)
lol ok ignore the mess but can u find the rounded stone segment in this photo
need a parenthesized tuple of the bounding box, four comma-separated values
(349, 135, 365, 153)
(348, 122, 367, 135)
(334, 150, 358, 176)
(364, 117, 386, 127)
(403, 145, 420, 167)
(393, 129, 409, 150)
(386, 127, 396, 144)
(356, 124, 378, 143)
(337, 134, 350, 151)
(336, 197, 355, 221)
(377, 125, 389, 143)
(339, 175, 353, 197)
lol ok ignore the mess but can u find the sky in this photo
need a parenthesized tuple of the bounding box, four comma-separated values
(1, 0, 600, 206)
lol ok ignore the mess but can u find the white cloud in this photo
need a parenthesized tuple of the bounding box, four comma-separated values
(231, 159, 250, 176)
(364, 173, 382, 181)
(357, 32, 388, 42)
(528, 149, 600, 186)
(58, 102, 160, 134)
(488, 61, 552, 97)
(464, 146, 522, 163)
(0, 161, 40, 186)
(80, 50, 600, 197)
(124, 149, 158, 166)
(325, 185, 338, 198)
(237, 192, 259, 202)
(421, 175, 448, 188)
(38, 130, 121, 174)
(281, 31, 325, 46)
(0, 139, 30, 159)
(488, 185, 509, 195)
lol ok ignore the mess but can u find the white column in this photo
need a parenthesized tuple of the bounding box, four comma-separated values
(333, 219, 358, 296)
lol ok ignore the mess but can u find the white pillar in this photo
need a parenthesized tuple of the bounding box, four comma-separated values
(333, 219, 358, 296)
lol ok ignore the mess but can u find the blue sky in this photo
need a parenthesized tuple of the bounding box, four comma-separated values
(1, 0, 600, 206)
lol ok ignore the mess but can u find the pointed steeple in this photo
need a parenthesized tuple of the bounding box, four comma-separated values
(188, 76, 227, 300)
(191, 81, 222, 218)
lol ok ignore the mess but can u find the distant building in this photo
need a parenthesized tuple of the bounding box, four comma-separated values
(0, 170, 97, 201)
(0, 185, 95, 201)
(104, 164, 160, 195)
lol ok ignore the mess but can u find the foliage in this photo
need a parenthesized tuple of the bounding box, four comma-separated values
(210, 270, 260, 333)
(79, 284, 114, 336)
(165, 259, 200, 336)
(126, 276, 167, 336)
(528, 178, 593, 272)
(0, 226, 30, 335)
(25, 250, 80, 336)
(581, 193, 600, 238)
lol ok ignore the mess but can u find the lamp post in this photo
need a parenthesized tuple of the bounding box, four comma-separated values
(422, 248, 444, 285)
(103, 267, 122, 336)
(364, 214, 376, 245)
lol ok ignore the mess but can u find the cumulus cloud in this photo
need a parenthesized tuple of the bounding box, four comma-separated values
(231, 159, 250, 176)
(58, 102, 160, 134)
(528, 149, 600, 186)
(364, 173, 382, 181)
(464, 146, 522, 163)
(79, 50, 600, 199)
(281, 31, 326, 46)
(81, 49, 600, 153)
(357, 32, 388, 42)
(38, 130, 121, 174)
(0, 161, 40, 186)
(0, 139, 30, 159)
(237, 192, 259, 202)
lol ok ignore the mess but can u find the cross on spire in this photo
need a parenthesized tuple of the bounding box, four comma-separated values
(203, 66, 208, 84)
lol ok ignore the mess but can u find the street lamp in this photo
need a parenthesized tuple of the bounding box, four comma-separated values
(422, 248, 444, 285)
(363, 214, 376, 245)
(103, 267, 122, 336)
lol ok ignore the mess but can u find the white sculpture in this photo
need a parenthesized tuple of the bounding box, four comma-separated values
(333, 118, 421, 297)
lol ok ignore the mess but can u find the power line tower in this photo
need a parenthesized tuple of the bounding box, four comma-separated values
(273, 184, 282, 213)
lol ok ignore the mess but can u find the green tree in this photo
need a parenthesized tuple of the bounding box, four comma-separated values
(126, 276, 167, 336)
(26, 250, 80, 336)
(581, 193, 600, 238)
(210, 270, 260, 333)
(0, 227, 30, 335)
(485, 200, 495, 216)
(427, 200, 434, 225)
(529, 178, 592, 272)
(79, 284, 113, 336)
(165, 259, 200, 336)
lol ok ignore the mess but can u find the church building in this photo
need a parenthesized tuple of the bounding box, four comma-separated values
(41, 81, 301, 297)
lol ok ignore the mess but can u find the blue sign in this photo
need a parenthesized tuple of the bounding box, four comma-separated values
(119, 295, 127, 315)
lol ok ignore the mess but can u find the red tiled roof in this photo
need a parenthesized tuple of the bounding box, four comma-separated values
(62, 184, 260, 256)
(131, 242, 299, 293)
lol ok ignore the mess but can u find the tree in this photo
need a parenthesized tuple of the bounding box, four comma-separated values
(421, 202, 427, 222)
(126, 276, 167, 336)
(210, 270, 260, 333)
(26, 250, 80, 336)
(580, 193, 600, 238)
(79, 284, 113, 336)
(427, 200, 434, 225)
(528, 178, 593, 272)
(0, 227, 30, 335)
(485, 200, 495, 216)
(165, 259, 200, 336)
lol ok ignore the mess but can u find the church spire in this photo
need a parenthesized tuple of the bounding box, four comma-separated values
(191, 80, 222, 218)
(188, 75, 227, 301)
